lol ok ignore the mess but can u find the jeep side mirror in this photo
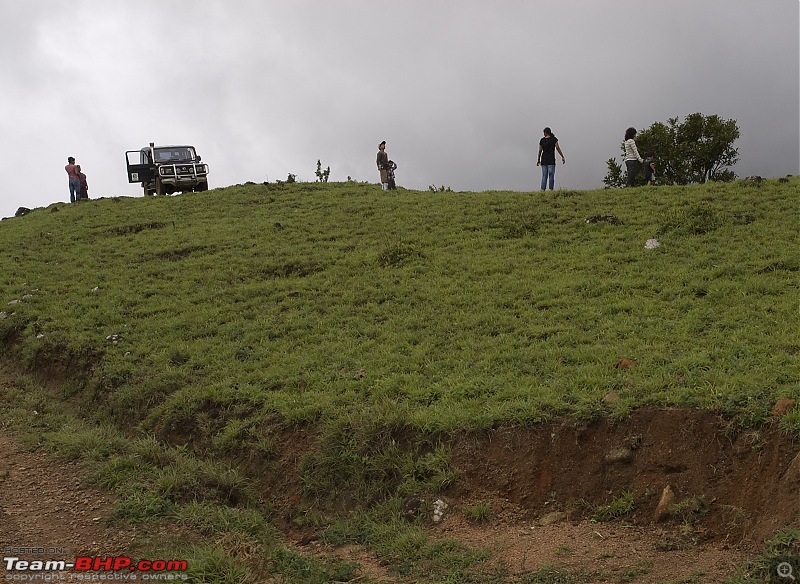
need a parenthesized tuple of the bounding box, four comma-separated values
(196, 155, 202, 162)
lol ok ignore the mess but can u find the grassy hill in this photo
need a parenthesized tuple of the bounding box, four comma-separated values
(0, 179, 798, 582)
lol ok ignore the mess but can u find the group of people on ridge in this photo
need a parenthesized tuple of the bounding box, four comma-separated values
(64, 157, 89, 202)
(64, 130, 655, 204)
(536, 126, 655, 189)
(376, 126, 656, 191)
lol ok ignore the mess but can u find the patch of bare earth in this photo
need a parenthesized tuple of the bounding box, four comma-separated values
(0, 427, 194, 579)
(434, 408, 800, 582)
(296, 409, 799, 583)
(0, 428, 137, 558)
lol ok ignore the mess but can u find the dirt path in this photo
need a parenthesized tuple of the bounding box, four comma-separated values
(432, 502, 751, 582)
(0, 428, 142, 561)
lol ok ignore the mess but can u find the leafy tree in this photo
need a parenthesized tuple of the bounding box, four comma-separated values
(602, 158, 626, 189)
(604, 113, 740, 187)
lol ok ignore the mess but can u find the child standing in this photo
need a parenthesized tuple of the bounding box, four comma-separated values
(387, 160, 398, 190)
(77, 165, 89, 200)
(643, 152, 657, 186)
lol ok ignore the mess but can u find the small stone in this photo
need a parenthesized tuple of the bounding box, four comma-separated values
(654, 485, 675, 522)
(603, 391, 620, 404)
(615, 358, 638, 370)
(644, 239, 660, 250)
(432, 498, 448, 523)
(772, 398, 797, 417)
(538, 511, 568, 526)
(605, 447, 633, 464)
(401, 495, 424, 519)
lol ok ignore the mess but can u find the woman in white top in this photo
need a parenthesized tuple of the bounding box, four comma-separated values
(624, 127, 644, 187)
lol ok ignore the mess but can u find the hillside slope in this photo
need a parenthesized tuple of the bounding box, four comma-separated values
(0, 179, 798, 583)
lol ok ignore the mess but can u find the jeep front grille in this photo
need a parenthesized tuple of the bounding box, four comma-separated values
(158, 164, 208, 178)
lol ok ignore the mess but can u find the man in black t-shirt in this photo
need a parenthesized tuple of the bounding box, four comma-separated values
(536, 127, 566, 191)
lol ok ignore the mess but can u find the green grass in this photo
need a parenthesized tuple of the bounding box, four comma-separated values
(589, 491, 636, 522)
(2, 181, 797, 436)
(1, 178, 798, 582)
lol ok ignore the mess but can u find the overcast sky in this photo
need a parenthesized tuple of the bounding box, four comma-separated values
(1, 1, 798, 219)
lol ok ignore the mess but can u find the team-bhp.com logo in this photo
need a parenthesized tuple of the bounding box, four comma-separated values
(4, 557, 188, 581)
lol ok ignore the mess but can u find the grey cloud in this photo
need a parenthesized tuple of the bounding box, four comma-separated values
(0, 1, 797, 218)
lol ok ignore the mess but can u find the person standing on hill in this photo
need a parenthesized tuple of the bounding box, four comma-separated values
(77, 165, 89, 200)
(377, 141, 389, 190)
(536, 127, 565, 191)
(387, 160, 398, 190)
(624, 127, 644, 187)
(65, 157, 81, 203)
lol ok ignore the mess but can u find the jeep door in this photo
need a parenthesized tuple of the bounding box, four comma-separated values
(125, 150, 156, 184)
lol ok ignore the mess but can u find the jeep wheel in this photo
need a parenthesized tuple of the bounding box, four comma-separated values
(196, 181, 209, 192)
(155, 179, 166, 196)
(142, 182, 155, 196)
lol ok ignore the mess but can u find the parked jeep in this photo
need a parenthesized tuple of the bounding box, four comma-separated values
(126, 143, 209, 196)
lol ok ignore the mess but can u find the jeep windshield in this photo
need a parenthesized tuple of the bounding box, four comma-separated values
(153, 147, 196, 163)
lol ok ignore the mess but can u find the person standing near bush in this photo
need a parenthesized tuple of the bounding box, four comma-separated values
(376, 141, 389, 190)
(65, 156, 81, 203)
(536, 127, 565, 191)
(624, 127, 644, 187)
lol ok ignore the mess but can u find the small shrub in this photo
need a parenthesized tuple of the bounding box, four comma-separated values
(658, 203, 726, 235)
(378, 242, 422, 267)
(671, 496, 709, 525)
(428, 184, 452, 193)
(591, 491, 635, 522)
(315, 160, 331, 183)
(464, 502, 492, 523)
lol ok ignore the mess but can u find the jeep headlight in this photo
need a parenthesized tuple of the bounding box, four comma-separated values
(160, 167, 175, 176)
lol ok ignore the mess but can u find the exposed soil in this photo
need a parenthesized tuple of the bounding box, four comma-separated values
(449, 409, 799, 545)
(0, 427, 192, 578)
(2, 406, 798, 583)
(0, 426, 136, 558)
(438, 408, 800, 581)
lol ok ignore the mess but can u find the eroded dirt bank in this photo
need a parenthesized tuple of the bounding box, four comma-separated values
(449, 408, 799, 544)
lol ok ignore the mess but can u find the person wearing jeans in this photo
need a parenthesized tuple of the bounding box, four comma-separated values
(65, 156, 81, 203)
(537, 127, 565, 190)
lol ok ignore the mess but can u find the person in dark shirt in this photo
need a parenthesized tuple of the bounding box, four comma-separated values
(77, 165, 89, 200)
(643, 152, 657, 186)
(536, 127, 566, 191)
